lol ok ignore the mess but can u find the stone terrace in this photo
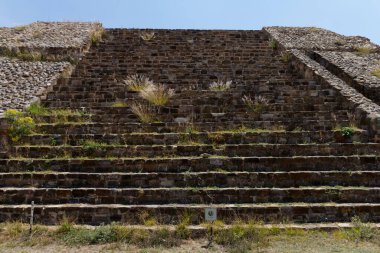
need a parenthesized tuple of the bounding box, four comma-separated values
(0, 24, 380, 226)
(0, 22, 103, 115)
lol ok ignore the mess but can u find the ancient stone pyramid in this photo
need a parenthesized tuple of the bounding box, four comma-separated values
(0, 22, 380, 225)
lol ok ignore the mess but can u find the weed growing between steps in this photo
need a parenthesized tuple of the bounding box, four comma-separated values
(27, 103, 88, 120)
(4, 109, 35, 142)
(122, 74, 174, 123)
(0, 217, 379, 253)
(4, 104, 90, 143)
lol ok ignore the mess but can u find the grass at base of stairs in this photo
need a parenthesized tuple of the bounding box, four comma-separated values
(0, 218, 380, 253)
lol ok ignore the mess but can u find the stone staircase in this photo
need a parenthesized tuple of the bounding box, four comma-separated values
(0, 29, 380, 225)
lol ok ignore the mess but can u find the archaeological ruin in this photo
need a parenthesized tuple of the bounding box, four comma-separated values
(0, 22, 380, 225)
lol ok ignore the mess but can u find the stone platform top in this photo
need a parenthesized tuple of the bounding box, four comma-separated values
(0, 22, 102, 49)
(264, 26, 379, 52)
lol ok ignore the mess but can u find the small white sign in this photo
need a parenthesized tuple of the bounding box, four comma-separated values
(205, 208, 217, 221)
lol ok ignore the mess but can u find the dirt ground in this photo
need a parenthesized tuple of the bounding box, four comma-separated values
(1, 233, 380, 253)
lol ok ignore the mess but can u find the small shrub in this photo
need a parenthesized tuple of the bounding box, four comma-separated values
(209, 79, 232, 91)
(139, 83, 174, 106)
(355, 47, 372, 55)
(334, 40, 345, 46)
(123, 74, 153, 92)
(81, 140, 107, 154)
(14, 26, 26, 32)
(57, 225, 116, 245)
(371, 69, 380, 79)
(268, 39, 278, 50)
(175, 212, 192, 239)
(140, 31, 156, 41)
(56, 218, 74, 234)
(280, 51, 292, 62)
(242, 95, 269, 114)
(213, 221, 267, 253)
(345, 216, 378, 242)
(138, 211, 158, 226)
(339, 127, 355, 138)
(26, 102, 49, 116)
(3, 221, 25, 237)
(130, 102, 156, 123)
(4, 48, 43, 61)
(4, 109, 35, 142)
(112, 100, 128, 107)
(90, 29, 104, 44)
(308, 27, 321, 33)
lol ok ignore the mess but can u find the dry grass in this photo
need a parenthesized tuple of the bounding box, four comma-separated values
(280, 51, 292, 62)
(130, 102, 156, 123)
(355, 47, 372, 55)
(242, 95, 270, 114)
(123, 74, 153, 92)
(0, 218, 379, 253)
(111, 100, 128, 108)
(139, 83, 175, 106)
(371, 69, 380, 79)
(209, 80, 232, 91)
(140, 31, 156, 41)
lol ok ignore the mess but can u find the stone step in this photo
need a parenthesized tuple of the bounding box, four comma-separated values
(12, 143, 380, 159)
(38, 104, 352, 117)
(48, 84, 332, 94)
(0, 187, 379, 205)
(20, 130, 366, 146)
(32, 110, 351, 124)
(50, 79, 316, 93)
(1, 203, 379, 225)
(35, 120, 351, 134)
(1, 171, 379, 188)
(1, 155, 379, 173)
(45, 91, 346, 106)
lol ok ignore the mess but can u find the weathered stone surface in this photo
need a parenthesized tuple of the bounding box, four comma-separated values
(264, 26, 379, 51)
(0, 22, 101, 48)
(0, 22, 103, 61)
(0, 57, 71, 114)
(312, 51, 380, 103)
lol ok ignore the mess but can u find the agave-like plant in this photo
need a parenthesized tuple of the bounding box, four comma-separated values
(209, 79, 232, 91)
(139, 83, 175, 106)
(123, 74, 153, 92)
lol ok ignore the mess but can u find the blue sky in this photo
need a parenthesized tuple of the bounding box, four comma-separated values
(1, 0, 379, 44)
